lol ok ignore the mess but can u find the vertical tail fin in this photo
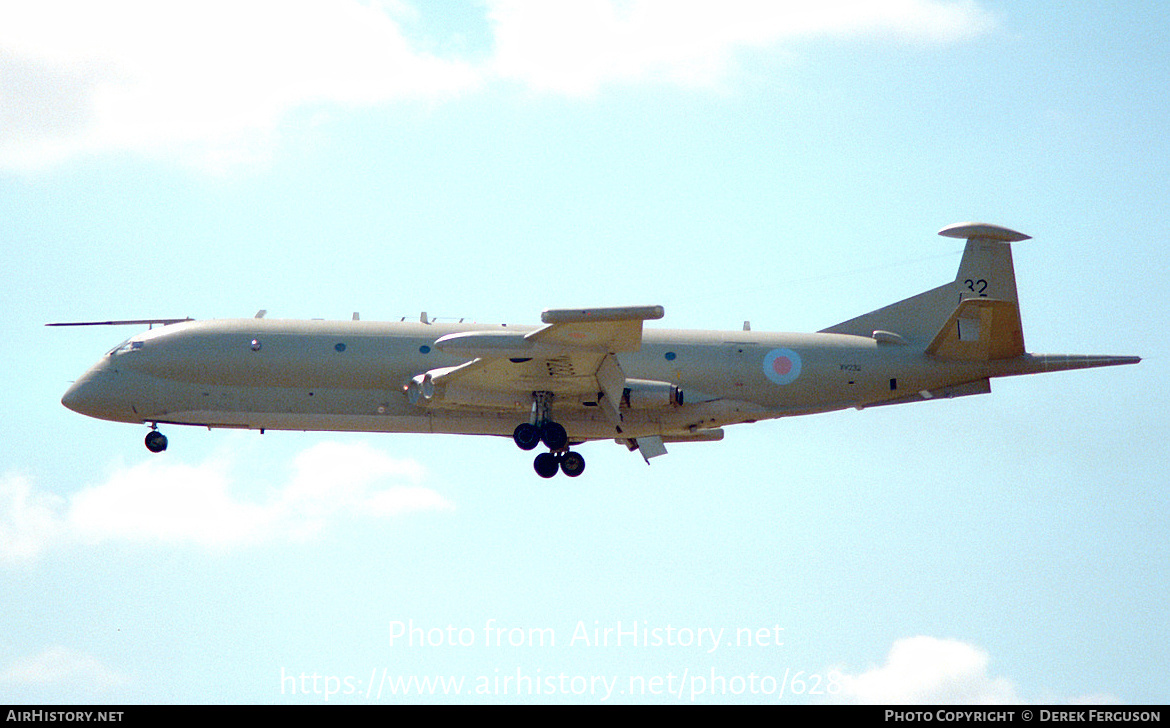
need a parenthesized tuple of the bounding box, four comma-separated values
(820, 223, 1030, 353)
(943, 222, 1029, 307)
(928, 223, 1029, 360)
(821, 223, 1140, 374)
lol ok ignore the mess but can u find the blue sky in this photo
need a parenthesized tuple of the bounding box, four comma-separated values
(1, 0, 1165, 704)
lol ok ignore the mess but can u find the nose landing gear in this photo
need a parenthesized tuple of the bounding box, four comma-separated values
(144, 427, 168, 453)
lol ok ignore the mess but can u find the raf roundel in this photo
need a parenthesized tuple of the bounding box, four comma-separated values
(763, 348, 802, 385)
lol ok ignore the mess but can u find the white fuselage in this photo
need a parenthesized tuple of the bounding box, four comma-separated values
(58, 224, 1142, 469)
(62, 317, 1004, 442)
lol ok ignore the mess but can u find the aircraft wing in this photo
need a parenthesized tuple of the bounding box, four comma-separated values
(411, 306, 664, 423)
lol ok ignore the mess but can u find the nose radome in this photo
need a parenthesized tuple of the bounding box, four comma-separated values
(59, 362, 135, 423)
(61, 370, 100, 417)
(61, 380, 81, 412)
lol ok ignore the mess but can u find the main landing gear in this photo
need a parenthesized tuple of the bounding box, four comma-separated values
(513, 392, 585, 478)
(531, 449, 586, 478)
(144, 425, 168, 453)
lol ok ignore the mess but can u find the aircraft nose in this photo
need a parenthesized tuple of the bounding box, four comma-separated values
(61, 361, 135, 422)
(61, 379, 83, 413)
(61, 369, 102, 417)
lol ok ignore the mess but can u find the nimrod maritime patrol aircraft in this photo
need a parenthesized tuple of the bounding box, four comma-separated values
(54, 223, 1139, 478)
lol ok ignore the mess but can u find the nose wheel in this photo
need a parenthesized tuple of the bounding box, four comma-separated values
(144, 429, 168, 453)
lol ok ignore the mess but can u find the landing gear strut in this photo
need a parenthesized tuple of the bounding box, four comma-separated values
(144, 427, 168, 453)
(515, 391, 585, 478)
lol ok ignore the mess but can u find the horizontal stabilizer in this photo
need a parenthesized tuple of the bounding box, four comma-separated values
(926, 299, 1024, 361)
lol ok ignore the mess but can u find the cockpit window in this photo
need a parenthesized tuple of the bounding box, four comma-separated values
(108, 339, 145, 356)
(111, 341, 145, 355)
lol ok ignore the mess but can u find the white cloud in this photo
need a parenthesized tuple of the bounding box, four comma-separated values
(837, 636, 1022, 704)
(484, 0, 996, 95)
(271, 440, 438, 539)
(835, 636, 1123, 705)
(0, 473, 67, 564)
(0, 646, 128, 690)
(0, 0, 480, 172)
(0, 441, 450, 564)
(0, 0, 994, 171)
(66, 453, 275, 549)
